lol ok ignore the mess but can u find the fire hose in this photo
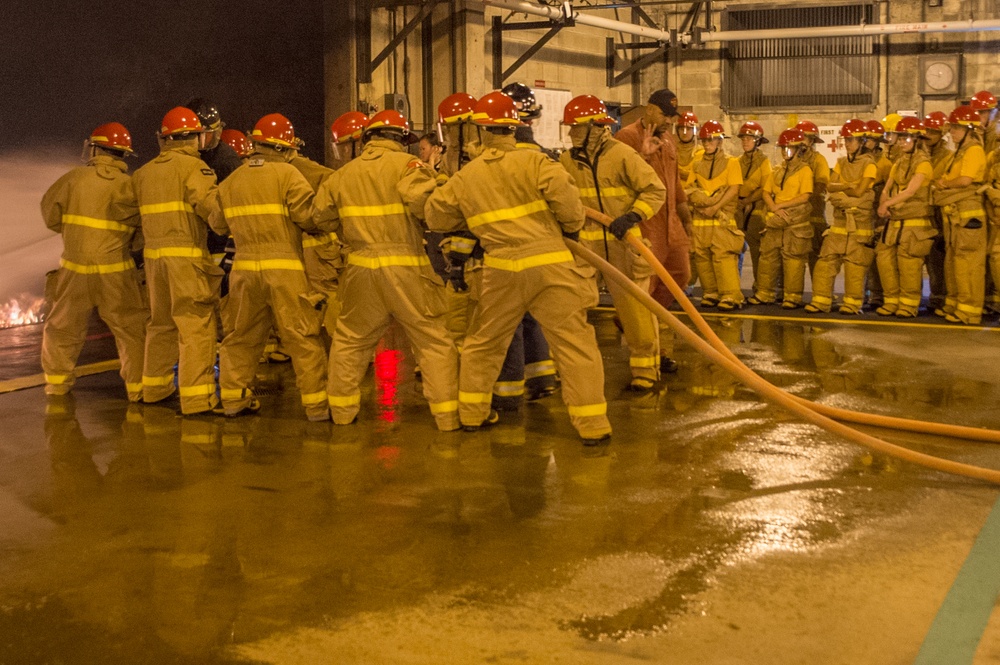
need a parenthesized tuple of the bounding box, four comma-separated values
(568, 209, 1000, 484)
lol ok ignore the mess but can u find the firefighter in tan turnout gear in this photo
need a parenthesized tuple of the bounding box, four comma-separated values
(806, 119, 877, 315)
(211, 114, 330, 420)
(132, 107, 222, 414)
(426, 91, 612, 444)
(749, 128, 815, 308)
(312, 109, 460, 431)
(934, 105, 988, 325)
(874, 116, 937, 318)
(40, 122, 149, 400)
(795, 120, 831, 275)
(685, 119, 745, 310)
(735, 121, 772, 289)
(558, 94, 666, 392)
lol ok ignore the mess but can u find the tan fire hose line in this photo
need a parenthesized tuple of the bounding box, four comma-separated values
(583, 206, 1000, 445)
(567, 227, 1000, 484)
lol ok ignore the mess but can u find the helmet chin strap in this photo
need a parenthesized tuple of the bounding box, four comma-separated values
(570, 123, 594, 161)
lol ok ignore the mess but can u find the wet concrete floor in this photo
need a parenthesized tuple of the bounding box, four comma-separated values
(1, 315, 1000, 664)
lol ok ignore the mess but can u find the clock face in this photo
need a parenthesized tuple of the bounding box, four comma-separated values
(925, 62, 955, 91)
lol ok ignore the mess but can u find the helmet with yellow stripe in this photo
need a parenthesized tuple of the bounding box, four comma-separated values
(252, 113, 301, 151)
(561, 95, 615, 126)
(472, 91, 526, 128)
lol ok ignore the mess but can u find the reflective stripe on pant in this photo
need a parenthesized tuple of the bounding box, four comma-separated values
(492, 321, 525, 411)
(460, 260, 610, 439)
(583, 233, 659, 381)
(942, 206, 987, 324)
(522, 312, 557, 395)
(219, 268, 329, 419)
(875, 219, 936, 316)
(691, 219, 745, 305)
(327, 264, 459, 431)
(755, 223, 813, 303)
(41, 268, 148, 400)
(143, 256, 221, 413)
(809, 227, 875, 312)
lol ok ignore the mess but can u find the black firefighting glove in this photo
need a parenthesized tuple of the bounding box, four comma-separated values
(562, 229, 580, 242)
(609, 211, 642, 240)
(448, 262, 469, 292)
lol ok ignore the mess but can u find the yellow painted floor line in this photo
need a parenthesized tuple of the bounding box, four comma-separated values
(0, 359, 121, 395)
(676, 310, 999, 332)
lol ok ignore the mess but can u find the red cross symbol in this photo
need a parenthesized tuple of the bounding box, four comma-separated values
(827, 139, 839, 152)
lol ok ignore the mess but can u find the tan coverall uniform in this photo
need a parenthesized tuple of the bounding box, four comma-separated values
(676, 139, 703, 184)
(806, 149, 831, 274)
(926, 140, 954, 309)
(755, 160, 814, 304)
(737, 149, 772, 287)
(40, 154, 149, 399)
(875, 152, 937, 317)
(312, 139, 460, 431)
(685, 152, 745, 306)
(212, 155, 330, 420)
(932, 140, 988, 324)
(983, 152, 1000, 314)
(426, 132, 612, 440)
(290, 154, 345, 335)
(559, 128, 666, 382)
(809, 153, 877, 313)
(132, 140, 222, 414)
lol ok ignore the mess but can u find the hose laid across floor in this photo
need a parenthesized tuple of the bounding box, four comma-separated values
(564, 238, 1000, 484)
(583, 207, 1000, 445)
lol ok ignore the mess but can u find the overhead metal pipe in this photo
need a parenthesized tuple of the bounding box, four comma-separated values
(478, 0, 1000, 44)
(704, 19, 1000, 43)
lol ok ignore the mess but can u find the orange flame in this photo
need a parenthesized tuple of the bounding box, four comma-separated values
(0, 295, 46, 329)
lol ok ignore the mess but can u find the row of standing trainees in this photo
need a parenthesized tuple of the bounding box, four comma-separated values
(38, 88, 690, 443)
(678, 91, 1000, 326)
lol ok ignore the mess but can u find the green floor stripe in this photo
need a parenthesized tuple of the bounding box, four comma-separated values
(915, 493, 1000, 664)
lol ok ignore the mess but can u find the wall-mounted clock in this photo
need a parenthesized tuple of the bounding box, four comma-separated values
(919, 53, 961, 96)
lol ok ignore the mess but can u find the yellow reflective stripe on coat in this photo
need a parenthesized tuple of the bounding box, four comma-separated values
(827, 227, 873, 236)
(232, 259, 305, 271)
(60, 258, 134, 274)
(483, 250, 573, 272)
(578, 229, 606, 242)
(140, 201, 195, 215)
(301, 391, 328, 406)
(493, 381, 525, 397)
(466, 199, 549, 229)
(429, 400, 459, 414)
(692, 219, 737, 228)
(143, 374, 175, 387)
(178, 383, 216, 397)
(458, 391, 492, 404)
(578, 186, 632, 199)
(45, 373, 71, 385)
(567, 402, 607, 417)
(339, 203, 407, 218)
(632, 199, 655, 220)
(224, 204, 289, 218)
(450, 236, 478, 253)
(629, 355, 659, 368)
(328, 393, 361, 407)
(347, 254, 430, 269)
(145, 247, 208, 259)
(302, 233, 336, 248)
(62, 214, 133, 233)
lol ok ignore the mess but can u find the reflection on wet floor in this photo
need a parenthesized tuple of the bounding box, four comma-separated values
(1, 315, 1000, 663)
